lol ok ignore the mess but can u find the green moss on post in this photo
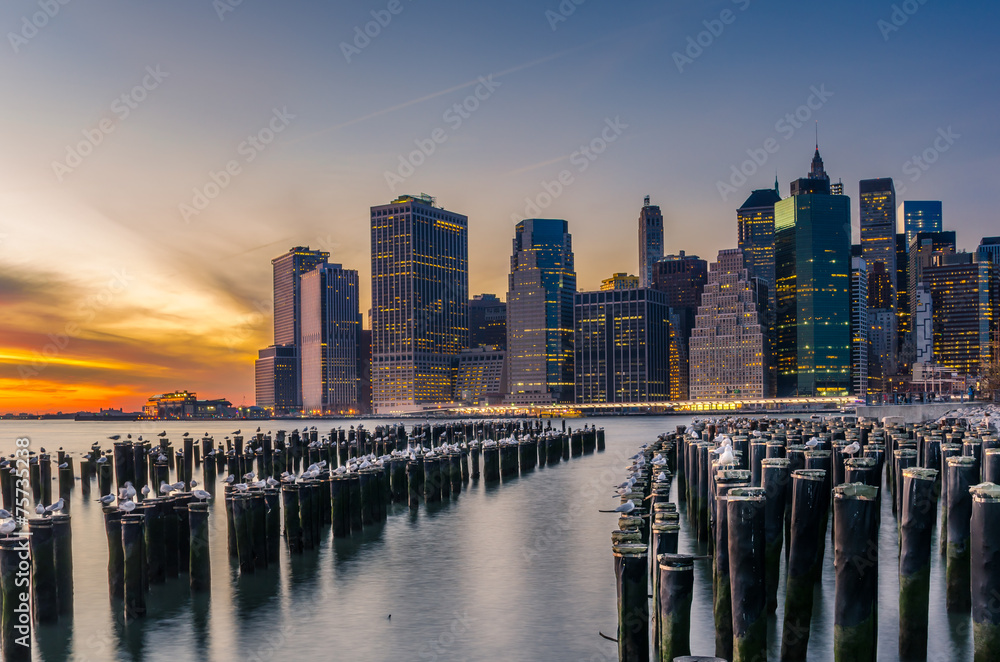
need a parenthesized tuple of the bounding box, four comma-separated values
(727, 492, 767, 662)
(781, 469, 826, 661)
(971, 483, 1000, 662)
(655, 554, 693, 662)
(833, 483, 880, 662)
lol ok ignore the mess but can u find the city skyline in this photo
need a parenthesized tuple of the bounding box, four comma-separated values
(2, 0, 998, 413)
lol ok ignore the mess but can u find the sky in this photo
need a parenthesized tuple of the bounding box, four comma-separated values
(0, 0, 997, 413)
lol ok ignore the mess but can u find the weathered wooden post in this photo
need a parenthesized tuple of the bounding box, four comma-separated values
(51, 513, 73, 617)
(103, 506, 125, 599)
(655, 554, 694, 662)
(0, 536, 31, 660)
(188, 502, 211, 592)
(613, 542, 648, 662)
(282, 483, 303, 553)
(231, 494, 255, 572)
(971, 483, 1000, 662)
(833, 483, 880, 662)
(898, 468, 939, 659)
(945, 455, 976, 612)
(28, 518, 57, 624)
(761, 458, 790, 615)
(121, 513, 146, 620)
(727, 489, 766, 662)
(781, 469, 827, 661)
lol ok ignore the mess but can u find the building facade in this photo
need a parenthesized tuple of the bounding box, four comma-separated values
(468, 294, 507, 348)
(650, 251, 708, 399)
(506, 219, 576, 405)
(979, 237, 1000, 265)
(860, 178, 898, 382)
(574, 287, 673, 403)
(638, 196, 663, 288)
(775, 150, 852, 396)
(254, 345, 297, 413)
(454, 346, 506, 405)
(903, 201, 943, 248)
(688, 249, 770, 400)
(851, 257, 870, 397)
(300, 263, 362, 415)
(737, 183, 781, 326)
(601, 273, 640, 291)
(370, 194, 469, 414)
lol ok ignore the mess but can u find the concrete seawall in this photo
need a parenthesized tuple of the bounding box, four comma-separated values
(855, 402, 976, 424)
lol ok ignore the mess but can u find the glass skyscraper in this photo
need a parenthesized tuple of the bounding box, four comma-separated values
(775, 150, 852, 396)
(370, 194, 468, 414)
(300, 263, 362, 415)
(860, 178, 898, 384)
(903, 201, 943, 249)
(638, 196, 663, 288)
(506, 218, 576, 405)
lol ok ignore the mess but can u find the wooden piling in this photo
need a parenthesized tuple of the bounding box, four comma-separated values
(51, 513, 73, 617)
(899, 467, 939, 660)
(613, 542, 648, 662)
(761, 458, 790, 615)
(121, 513, 146, 620)
(0, 536, 31, 661)
(281, 483, 303, 553)
(833, 483, 880, 662)
(781, 469, 827, 661)
(945, 455, 977, 612)
(727, 491, 767, 662)
(188, 502, 211, 592)
(655, 554, 693, 662)
(971, 483, 1000, 662)
(103, 507, 125, 599)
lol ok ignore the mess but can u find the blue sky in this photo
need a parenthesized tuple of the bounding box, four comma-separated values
(0, 0, 996, 411)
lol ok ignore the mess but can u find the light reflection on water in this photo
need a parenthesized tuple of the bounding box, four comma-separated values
(0, 417, 975, 661)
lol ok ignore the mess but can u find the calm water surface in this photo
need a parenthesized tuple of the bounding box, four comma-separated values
(0, 417, 974, 661)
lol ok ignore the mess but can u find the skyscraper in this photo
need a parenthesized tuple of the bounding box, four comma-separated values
(601, 273, 640, 291)
(923, 257, 1000, 377)
(267, 246, 329, 408)
(650, 251, 708, 399)
(903, 201, 943, 248)
(574, 287, 673, 404)
(908, 231, 957, 341)
(254, 345, 297, 413)
(370, 194, 468, 414)
(507, 218, 576, 405)
(638, 196, 663, 288)
(775, 150, 852, 397)
(300, 263, 362, 415)
(689, 249, 770, 400)
(737, 184, 781, 304)
(860, 178, 898, 382)
(979, 237, 1000, 265)
(468, 294, 507, 349)
(850, 257, 869, 397)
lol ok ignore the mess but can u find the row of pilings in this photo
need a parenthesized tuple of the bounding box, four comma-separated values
(610, 413, 1000, 662)
(0, 419, 603, 657)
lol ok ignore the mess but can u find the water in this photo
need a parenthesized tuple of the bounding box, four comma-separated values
(0, 416, 976, 661)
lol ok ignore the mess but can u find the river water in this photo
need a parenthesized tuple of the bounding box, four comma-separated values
(0, 416, 974, 661)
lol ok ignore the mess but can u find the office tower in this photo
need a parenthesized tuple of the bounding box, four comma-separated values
(913, 283, 933, 365)
(860, 178, 898, 382)
(468, 294, 507, 349)
(979, 237, 1000, 265)
(574, 287, 673, 403)
(851, 257, 870, 397)
(300, 264, 361, 415)
(455, 346, 507, 405)
(254, 345, 297, 413)
(775, 150, 852, 397)
(895, 233, 911, 367)
(359, 329, 372, 414)
(268, 246, 329, 408)
(506, 218, 576, 405)
(638, 196, 663, 288)
(689, 249, 770, 399)
(601, 273, 640, 291)
(923, 257, 1000, 377)
(650, 251, 709, 399)
(903, 201, 943, 248)
(908, 231, 957, 340)
(370, 194, 468, 414)
(737, 183, 781, 307)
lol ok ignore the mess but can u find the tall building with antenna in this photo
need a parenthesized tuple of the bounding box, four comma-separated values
(638, 196, 663, 288)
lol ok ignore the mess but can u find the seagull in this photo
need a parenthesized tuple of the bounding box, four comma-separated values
(141, 485, 151, 497)
(58, 462, 68, 469)
(232, 430, 241, 436)
(0, 509, 10, 519)
(843, 441, 861, 456)
(97, 494, 115, 505)
(190, 480, 198, 488)
(183, 432, 190, 437)
(123, 481, 136, 498)
(96, 456, 108, 464)
(192, 489, 212, 501)
(0, 520, 16, 535)
(599, 501, 636, 514)
(806, 437, 821, 448)
(718, 446, 737, 469)
(233, 483, 249, 493)
(656, 472, 668, 482)
(35, 504, 45, 515)
(158, 431, 167, 437)
(108, 435, 121, 441)
(44, 498, 64, 515)
(119, 500, 136, 513)
(160, 482, 174, 495)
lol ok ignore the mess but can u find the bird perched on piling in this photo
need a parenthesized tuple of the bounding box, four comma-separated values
(44, 498, 64, 515)
(34, 504, 45, 515)
(0, 520, 16, 535)
(806, 437, 821, 448)
(58, 462, 68, 469)
(158, 431, 167, 437)
(119, 500, 136, 512)
(599, 501, 636, 514)
(141, 485, 151, 497)
(108, 435, 121, 441)
(843, 441, 861, 456)
(717, 445, 737, 469)
(97, 494, 115, 505)
(192, 490, 212, 501)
